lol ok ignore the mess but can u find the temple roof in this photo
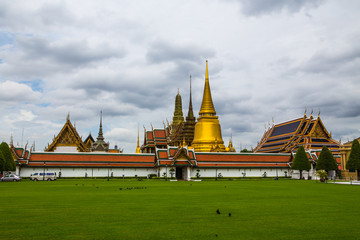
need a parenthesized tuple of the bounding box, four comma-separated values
(141, 127, 170, 151)
(255, 114, 340, 154)
(27, 152, 155, 168)
(45, 114, 87, 152)
(155, 146, 197, 167)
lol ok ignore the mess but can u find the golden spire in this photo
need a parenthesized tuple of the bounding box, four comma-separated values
(136, 124, 141, 153)
(192, 60, 226, 152)
(199, 60, 216, 116)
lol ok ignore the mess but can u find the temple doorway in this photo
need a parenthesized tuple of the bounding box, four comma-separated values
(176, 167, 183, 179)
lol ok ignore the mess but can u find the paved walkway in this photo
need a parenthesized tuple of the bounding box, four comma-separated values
(331, 181, 360, 185)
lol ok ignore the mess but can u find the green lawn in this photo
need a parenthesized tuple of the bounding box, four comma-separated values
(1, 179, 359, 240)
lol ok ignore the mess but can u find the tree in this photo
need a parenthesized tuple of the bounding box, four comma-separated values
(0, 142, 16, 172)
(0, 151, 5, 174)
(315, 146, 337, 174)
(240, 148, 252, 153)
(291, 146, 311, 179)
(346, 139, 360, 178)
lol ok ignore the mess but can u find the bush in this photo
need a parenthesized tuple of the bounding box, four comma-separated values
(316, 170, 327, 182)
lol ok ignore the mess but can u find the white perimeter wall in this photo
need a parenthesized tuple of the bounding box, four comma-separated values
(20, 166, 291, 178)
(19, 167, 157, 178)
(159, 167, 290, 178)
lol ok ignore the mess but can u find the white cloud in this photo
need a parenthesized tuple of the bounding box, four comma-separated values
(0, 80, 41, 104)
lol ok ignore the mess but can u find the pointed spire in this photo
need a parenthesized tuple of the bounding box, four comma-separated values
(10, 134, 13, 146)
(199, 60, 216, 116)
(67, 112, 70, 121)
(187, 75, 194, 118)
(97, 111, 104, 141)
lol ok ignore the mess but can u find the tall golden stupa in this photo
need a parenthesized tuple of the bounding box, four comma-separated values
(192, 60, 226, 152)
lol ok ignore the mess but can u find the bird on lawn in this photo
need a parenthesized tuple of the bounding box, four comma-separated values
(216, 209, 221, 214)
(228, 213, 231, 217)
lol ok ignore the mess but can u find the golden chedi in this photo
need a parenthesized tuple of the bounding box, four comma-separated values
(192, 60, 226, 152)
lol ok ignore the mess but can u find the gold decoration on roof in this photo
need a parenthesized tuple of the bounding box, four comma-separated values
(45, 114, 87, 152)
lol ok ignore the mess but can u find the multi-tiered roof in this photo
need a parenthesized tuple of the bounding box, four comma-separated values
(254, 113, 340, 155)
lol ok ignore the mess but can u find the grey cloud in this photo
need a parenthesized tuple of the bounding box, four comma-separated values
(36, 2, 76, 26)
(146, 41, 215, 64)
(16, 37, 126, 66)
(237, 0, 322, 16)
(71, 74, 174, 111)
(297, 47, 360, 75)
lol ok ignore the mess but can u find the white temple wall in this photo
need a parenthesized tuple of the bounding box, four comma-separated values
(158, 167, 290, 179)
(191, 168, 290, 178)
(20, 166, 291, 178)
(19, 167, 157, 178)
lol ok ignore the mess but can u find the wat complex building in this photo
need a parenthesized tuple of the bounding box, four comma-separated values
(9, 60, 344, 180)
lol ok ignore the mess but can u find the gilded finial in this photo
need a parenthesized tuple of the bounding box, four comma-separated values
(318, 108, 321, 116)
(304, 106, 307, 116)
(136, 124, 141, 153)
(311, 108, 313, 117)
(67, 112, 70, 121)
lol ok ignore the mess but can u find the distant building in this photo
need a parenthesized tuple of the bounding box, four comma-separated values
(339, 137, 360, 180)
(45, 112, 118, 153)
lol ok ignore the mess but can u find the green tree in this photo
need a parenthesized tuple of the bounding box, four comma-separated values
(291, 146, 311, 179)
(315, 146, 337, 174)
(240, 148, 252, 153)
(346, 139, 360, 178)
(0, 142, 16, 171)
(0, 151, 5, 174)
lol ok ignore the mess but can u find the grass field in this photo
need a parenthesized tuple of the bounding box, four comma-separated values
(1, 178, 360, 240)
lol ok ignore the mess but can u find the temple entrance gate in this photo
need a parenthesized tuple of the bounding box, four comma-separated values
(176, 167, 183, 179)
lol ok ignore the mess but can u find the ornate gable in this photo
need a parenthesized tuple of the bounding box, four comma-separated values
(309, 117, 330, 138)
(84, 133, 95, 152)
(45, 115, 86, 152)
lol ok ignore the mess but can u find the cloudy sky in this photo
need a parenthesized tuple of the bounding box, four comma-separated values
(0, 0, 359, 152)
